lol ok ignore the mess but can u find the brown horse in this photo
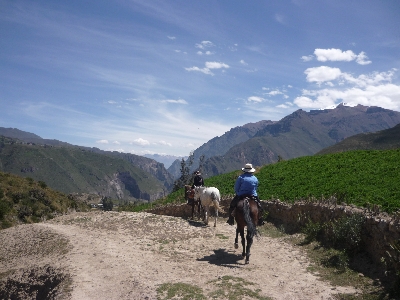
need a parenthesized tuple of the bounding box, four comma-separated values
(184, 185, 202, 220)
(233, 197, 259, 264)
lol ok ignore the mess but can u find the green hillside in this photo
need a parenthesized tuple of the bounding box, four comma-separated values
(256, 149, 400, 213)
(0, 137, 165, 201)
(143, 149, 400, 214)
(0, 172, 89, 229)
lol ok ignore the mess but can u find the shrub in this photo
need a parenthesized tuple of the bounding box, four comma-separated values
(328, 214, 365, 253)
(102, 197, 113, 211)
(301, 218, 322, 244)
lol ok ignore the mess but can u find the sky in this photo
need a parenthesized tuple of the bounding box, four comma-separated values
(1, 0, 399, 157)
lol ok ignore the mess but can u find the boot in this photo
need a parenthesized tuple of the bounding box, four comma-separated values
(226, 207, 234, 225)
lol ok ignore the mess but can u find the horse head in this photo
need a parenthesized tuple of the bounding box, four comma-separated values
(185, 185, 195, 200)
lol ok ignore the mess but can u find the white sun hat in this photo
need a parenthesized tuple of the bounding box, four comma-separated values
(242, 163, 255, 173)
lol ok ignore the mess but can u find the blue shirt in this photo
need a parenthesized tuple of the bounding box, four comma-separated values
(234, 172, 258, 196)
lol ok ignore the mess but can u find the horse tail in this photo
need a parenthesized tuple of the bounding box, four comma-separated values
(243, 198, 257, 238)
(211, 191, 225, 213)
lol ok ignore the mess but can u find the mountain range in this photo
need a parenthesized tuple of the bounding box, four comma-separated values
(0, 130, 173, 202)
(169, 104, 400, 178)
(1, 104, 400, 200)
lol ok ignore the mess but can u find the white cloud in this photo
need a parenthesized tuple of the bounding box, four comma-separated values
(240, 60, 248, 65)
(185, 66, 214, 75)
(314, 48, 372, 65)
(197, 51, 213, 55)
(267, 90, 283, 96)
(195, 41, 214, 49)
(356, 51, 372, 65)
(294, 69, 400, 110)
(247, 96, 264, 103)
(132, 138, 150, 146)
(314, 48, 357, 62)
(161, 99, 188, 104)
(301, 55, 313, 62)
(159, 140, 172, 146)
(185, 61, 229, 76)
(205, 61, 229, 69)
(305, 66, 342, 83)
(112, 141, 120, 145)
(167, 36, 176, 40)
(96, 139, 109, 144)
(276, 101, 294, 108)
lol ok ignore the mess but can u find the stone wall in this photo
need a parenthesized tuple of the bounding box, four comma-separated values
(263, 199, 400, 275)
(147, 197, 400, 275)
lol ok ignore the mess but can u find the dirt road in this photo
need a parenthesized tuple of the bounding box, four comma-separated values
(0, 210, 359, 299)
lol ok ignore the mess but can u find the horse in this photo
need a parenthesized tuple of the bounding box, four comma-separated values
(184, 185, 202, 220)
(194, 186, 224, 227)
(233, 196, 259, 264)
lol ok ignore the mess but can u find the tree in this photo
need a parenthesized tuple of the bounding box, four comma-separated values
(101, 197, 113, 211)
(172, 151, 195, 192)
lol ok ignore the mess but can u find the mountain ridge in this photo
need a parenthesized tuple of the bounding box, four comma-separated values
(200, 104, 400, 177)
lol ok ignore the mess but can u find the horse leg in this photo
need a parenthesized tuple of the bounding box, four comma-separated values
(234, 228, 239, 249)
(191, 202, 195, 220)
(245, 232, 254, 264)
(213, 204, 218, 227)
(240, 228, 246, 258)
(197, 201, 201, 219)
(204, 207, 209, 225)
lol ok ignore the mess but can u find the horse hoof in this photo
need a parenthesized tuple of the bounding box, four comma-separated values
(245, 260, 249, 264)
(234, 243, 238, 249)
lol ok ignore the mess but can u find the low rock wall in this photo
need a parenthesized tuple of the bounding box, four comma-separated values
(263, 199, 400, 274)
(147, 197, 400, 274)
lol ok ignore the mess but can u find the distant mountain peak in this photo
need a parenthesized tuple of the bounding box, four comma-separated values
(322, 102, 358, 110)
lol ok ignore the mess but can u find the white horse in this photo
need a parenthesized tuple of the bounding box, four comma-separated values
(194, 186, 224, 227)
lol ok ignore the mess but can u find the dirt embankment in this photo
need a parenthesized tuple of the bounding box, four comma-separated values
(0, 210, 359, 299)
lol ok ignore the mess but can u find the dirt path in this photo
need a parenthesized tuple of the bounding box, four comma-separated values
(0, 211, 359, 299)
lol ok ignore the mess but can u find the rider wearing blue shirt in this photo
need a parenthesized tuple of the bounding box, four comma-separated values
(227, 163, 264, 226)
(235, 172, 258, 197)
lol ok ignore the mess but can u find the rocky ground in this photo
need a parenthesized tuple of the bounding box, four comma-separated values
(0, 210, 360, 299)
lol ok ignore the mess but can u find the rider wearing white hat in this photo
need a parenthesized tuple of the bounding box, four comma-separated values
(226, 163, 264, 226)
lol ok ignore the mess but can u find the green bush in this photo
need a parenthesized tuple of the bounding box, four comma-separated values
(301, 219, 322, 244)
(327, 214, 364, 253)
(102, 197, 114, 211)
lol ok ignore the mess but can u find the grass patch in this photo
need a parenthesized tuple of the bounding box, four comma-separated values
(215, 233, 229, 240)
(208, 276, 271, 300)
(157, 282, 206, 300)
(157, 277, 271, 300)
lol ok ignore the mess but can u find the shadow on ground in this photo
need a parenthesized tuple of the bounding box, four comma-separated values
(197, 248, 245, 268)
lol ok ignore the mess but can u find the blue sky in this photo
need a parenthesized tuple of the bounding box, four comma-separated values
(1, 0, 399, 157)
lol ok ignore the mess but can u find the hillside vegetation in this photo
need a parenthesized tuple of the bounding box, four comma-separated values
(257, 149, 400, 213)
(0, 136, 165, 201)
(0, 171, 89, 229)
(129, 149, 400, 214)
